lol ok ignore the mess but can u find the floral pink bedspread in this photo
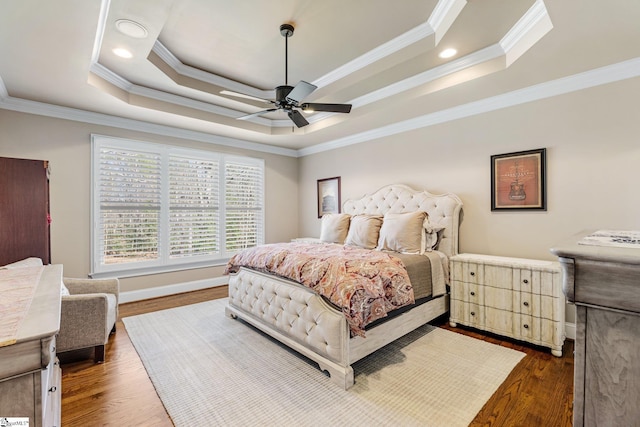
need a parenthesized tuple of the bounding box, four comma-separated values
(225, 243, 414, 337)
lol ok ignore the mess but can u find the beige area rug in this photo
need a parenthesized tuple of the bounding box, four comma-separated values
(123, 298, 525, 427)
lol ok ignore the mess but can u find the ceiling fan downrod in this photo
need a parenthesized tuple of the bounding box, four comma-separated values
(280, 24, 294, 86)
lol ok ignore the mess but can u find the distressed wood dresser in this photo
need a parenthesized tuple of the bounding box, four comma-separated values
(552, 232, 640, 427)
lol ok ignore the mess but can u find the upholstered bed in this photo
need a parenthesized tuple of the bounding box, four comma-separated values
(225, 184, 463, 389)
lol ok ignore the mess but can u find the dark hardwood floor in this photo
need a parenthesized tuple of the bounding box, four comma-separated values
(61, 287, 573, 426)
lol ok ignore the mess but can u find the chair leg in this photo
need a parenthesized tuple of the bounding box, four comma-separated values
(94, 345, 105, 363)
(110, 324, 116, 335)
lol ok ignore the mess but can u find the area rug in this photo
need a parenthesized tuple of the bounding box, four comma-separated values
(123, 298, 525, 427)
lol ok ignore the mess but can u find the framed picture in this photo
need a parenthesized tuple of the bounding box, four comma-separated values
(317, 176, 341, 218)
(491, 148, 546, 211)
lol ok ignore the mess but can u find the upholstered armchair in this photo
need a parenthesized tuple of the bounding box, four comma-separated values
(57, 277, 119, 363)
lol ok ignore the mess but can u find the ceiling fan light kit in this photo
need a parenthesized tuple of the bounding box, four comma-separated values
(228, 23, 352, 128)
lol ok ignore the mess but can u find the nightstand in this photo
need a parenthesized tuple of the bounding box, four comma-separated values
(449, 253, 565, 356)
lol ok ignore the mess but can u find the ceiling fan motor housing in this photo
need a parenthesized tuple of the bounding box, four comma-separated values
(275, 85, 294, 106)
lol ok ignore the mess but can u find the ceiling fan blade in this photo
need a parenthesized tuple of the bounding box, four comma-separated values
(237, 108, 279, 120)
(286, 81, 317, 104)
(287, 110, 309, 128)
(301, 103, 352, 113)
(221, 90, 272, 104)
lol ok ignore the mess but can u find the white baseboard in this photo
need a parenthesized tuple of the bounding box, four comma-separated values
(119, 276, 228, 304)
(565, 322, 576, 341)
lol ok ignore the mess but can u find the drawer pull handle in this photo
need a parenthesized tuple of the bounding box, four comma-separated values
(470, 272, 475, 276)
(523, 279, 529, 284)
(470, 291, 475, 296)
(523, 324, 529, 329)
(49, 386, 57, 393)
(523, 301, 529, 307)
(470, 311, 475, 316)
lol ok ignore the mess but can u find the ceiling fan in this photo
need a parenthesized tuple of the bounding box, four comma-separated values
(224, 24, 352, 128)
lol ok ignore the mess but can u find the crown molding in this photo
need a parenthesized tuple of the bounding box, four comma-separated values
(297, 57, 640, 156)
(0, 95, 298, 157)
(83, 0, 546, 132)
(152, 41, 274, 99)
(351, 44, 503, 108)
(2, 57, 639, 159)
(500, 0, 548, 53)
(430, 0, 467, 44)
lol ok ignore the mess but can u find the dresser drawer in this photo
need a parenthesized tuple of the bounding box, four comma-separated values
(450, 301, 484, 327)
(451, 260, 480, 284)
(451, 280, 483, 305)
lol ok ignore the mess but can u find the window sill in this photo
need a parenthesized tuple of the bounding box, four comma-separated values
(89, 259, 230, 279)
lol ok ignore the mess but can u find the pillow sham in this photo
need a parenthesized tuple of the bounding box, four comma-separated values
(377, 211, 427, 254)
(345, 215, 383, 249)
(319, 213, 351, 244)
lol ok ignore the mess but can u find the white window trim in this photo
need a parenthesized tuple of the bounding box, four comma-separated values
(90, 134, 265, 278)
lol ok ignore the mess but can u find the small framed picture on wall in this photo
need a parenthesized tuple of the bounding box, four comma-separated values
(317, 177, 341, 218)
(491, 148, 546, 211)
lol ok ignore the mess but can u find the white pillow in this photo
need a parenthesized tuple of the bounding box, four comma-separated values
(345, 215, 383, 249)
(377, 211, 427, 254)
(319, 213, 351, 244)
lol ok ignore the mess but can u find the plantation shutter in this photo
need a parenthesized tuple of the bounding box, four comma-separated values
(169, 155, 220, 258)
(225, 159, 264, 252)
(92, 135, 265, 276)
(98, 147, 162, 265)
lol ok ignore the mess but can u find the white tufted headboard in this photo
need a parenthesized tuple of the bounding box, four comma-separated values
(342, 184, 463, 258)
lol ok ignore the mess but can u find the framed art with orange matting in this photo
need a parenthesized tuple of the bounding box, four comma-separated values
(491, 148, 546, 211)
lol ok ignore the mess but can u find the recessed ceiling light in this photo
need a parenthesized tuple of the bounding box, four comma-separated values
(115, 19, 148, 39)
(113, 48, 133, 59)
(439, 48, 457, 59)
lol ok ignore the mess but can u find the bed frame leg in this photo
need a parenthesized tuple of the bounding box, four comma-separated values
(318, 362, 354, 390)
(224, 306, 237, 319)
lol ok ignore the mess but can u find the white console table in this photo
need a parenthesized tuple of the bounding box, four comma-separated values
(551, 232, 640, 427)
(0, 264, 62, 427)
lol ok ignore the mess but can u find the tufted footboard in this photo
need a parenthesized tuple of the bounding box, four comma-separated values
(226, 267, 450, 389)
(226, 267, 355, 388)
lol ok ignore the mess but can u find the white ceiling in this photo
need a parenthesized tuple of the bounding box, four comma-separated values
(1, 0, 640, 154)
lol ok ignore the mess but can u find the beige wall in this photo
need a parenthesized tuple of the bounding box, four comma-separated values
(0, 110, 299, 292)
(298, 77, 640, 258)
(298, 77, 640, 325)
(2, 73, 639, 316)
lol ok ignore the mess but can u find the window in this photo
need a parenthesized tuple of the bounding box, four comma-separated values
(91, 135, 264, 276)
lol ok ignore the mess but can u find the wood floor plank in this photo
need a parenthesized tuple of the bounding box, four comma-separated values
(61, 287, 573, 426)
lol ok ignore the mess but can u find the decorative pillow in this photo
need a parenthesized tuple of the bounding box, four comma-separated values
(345, 215, 383, 249)
(319, 213, 351, 244)
(424, 223, 446, 252)
(377, 211, 428, 254)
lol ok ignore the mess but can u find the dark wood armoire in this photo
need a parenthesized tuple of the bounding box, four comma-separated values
(0, 156, 51, 265)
